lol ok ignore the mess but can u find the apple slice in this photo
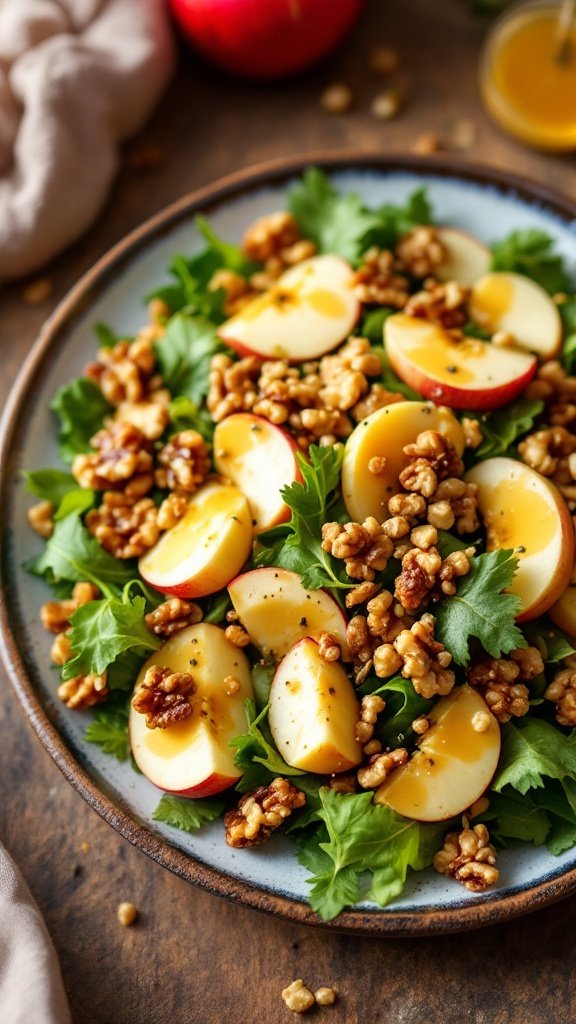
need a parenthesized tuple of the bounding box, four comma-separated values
(217, 254, 359, 361)
(435, 227, 491, 286)
(342, 400, 464, 523)
(470, 271, 562, 359)
(550, 584, 576, 640)
(139, 480, 253, 599)
(375, 685, 500, 821)
(385, 313, 537, 411)
(213, 413, 302, 533)
(228, 566, 350, 660)
(130, 623, 254, 797)
(466, 457, 575, 621)
(268, 637, 362, 773)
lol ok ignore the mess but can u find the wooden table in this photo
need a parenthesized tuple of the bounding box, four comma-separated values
(2, 2, 576, 1021)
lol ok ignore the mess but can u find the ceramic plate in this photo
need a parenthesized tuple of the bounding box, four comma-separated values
(3, 154, 576, 935)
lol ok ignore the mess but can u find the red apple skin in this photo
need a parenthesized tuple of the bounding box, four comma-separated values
(387, 340, 537, 411)
(161, 773, 238, 799)
(169, 0, 365, 80)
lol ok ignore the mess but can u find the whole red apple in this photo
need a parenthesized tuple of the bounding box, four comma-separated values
(169, 0, 365, 79)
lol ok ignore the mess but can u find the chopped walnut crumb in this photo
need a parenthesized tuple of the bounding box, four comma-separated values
(396, 225, 446, 278)
(368, 456, 387, 475)
(281, 979, 315, 1014)
(412, 715, 430, 735)
(461, 417, 484, 449)
(314, 987, 336, 1007)
(73, 421, 153, 497)
(405, 278, 470, 330)
(50, 631, 72, 666)
(317, 632, 341, 662)
(329, 772, 357, 794)
(433, 821, 499, 892)
(145, 598, 203, 636)
(545, 658, 576, 726)
(117, 902, 138, 927)
(467, 646, 542, 722)
(224, 624, 251, 647)
(224, 675, 241, 696)
(155, 430, 210, 493)
(357, 747, 408, 788)
(27, 500, 54, 538)
(354, 693, 386, 744)
(58, 672, 109, 709)
(132, 665, 196, 729)
(225, 778, 305, 847)
(86, 493, 160, 559)
(352, 247, 410, 308)
(40, 581, 101, 633)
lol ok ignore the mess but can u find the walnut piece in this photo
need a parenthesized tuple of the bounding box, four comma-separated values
(86, 493, 160, 559)
(86, 336, 159, 406)
(395, 225, 446, 278)
(352, 247, 410, 307)
(132, 665, 196, 729)
(378, 613, 455, 698)
(40, 581, 101, 633)
(357, 747, 408, 788)
(72, 421, 153, 497)
(155, 430, 210, 493)
(404, 278, 470, 330)
(545, 658, 576, 726)
(354, 693, 386, 744)
(321, 517, 393, 582)
(58, 672, 109, 709)
(467, 646, 542, 723)
(433, 821, 499, 893)
(27, 500, 54, 538)
(145, 598, 203, 637)
(281, 980, 315, 1014)
(224, 777, 305, 847)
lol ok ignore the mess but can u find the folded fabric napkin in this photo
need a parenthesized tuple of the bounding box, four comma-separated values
(0, 841, 71, 1023)
(0, 0, 175, 282)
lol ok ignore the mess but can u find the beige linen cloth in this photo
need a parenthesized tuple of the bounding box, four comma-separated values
(0, 0, 175, 281)
(0, 842, 71, 1023)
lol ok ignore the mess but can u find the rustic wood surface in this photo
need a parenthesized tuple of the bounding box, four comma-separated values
(2, 2, 576, 1021)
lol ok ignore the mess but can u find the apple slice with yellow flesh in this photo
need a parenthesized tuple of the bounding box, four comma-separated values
(228, 566, 350, 660)
(213, 413, 302, 533)
(435, 227, 491, 286)
(268, 637, 362, 773)
(130, 623, 254, 797)
(139, 480, 253, 599)
(550, 584, 576, 640)
(470, 271, 562, 359)
(342, 400, 464, 523)
(375, 685, 500, 821)
(385, 313, 537, 411)
(217, 254, 359, 361)
(466, 457, 575, 621)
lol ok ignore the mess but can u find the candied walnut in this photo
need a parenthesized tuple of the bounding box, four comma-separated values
(432, 477, 479, 534)
(132, 665, 196, 729)
(27, 500, 54, 538)
(412, 715, 430, 735)
(145, 598, 203, 637)
(393, 614, 455, 698)
(86, 336, 158, 406)
(373, 643, 403, 678)
(403, 430, 464, 482)
(351, 383, 403, 421)
(155, 430, 210, 493)
(291, 407, 353, 442)
(426, 499, 455, 531)
(352, 248, 410, 307)
(156, 492, 188, 530)
(354, 693, 386, 744)
(40, 581, 101, 633)
(357, 747, 408, 788)
(524, 360, 576, 429)
(329, 772, 357, 794)
(281, 979, 315, 1014)
(366, 590, 410, 643)
(58, 672, 109, 709)
(319, 337, 380, 411)
(395, 225, 446, 278)
(243, 211, 304, 265)
(317, 632, 341, 662)
(224, 777, 305, 847)
(395, 546, 442, 611)
(114, 396, 170, 441)
(225, 623, 251, 647)
(314, 987, 336, 1007)
(433, 821, 499, 893)
(518, 427, 576, 507)
(404, 278, 470, 330)
(410, 524, 438, 550)
(388, 491, 427, 518)
(86, 493, 160, 559)
(207, 353, 261, 422)
(467, 648, 539, 722)
(208, 269, 257, 316)
(345, 580, 380, 608)
(545, 661, 576, 726)
(461, 417, 484, 449)
(322, 518, 393, 582)
(50, 631, 72, 666)
(436, 548, 474, 597)
(346, 615, 373, 671)
(72, 421, 153, 497)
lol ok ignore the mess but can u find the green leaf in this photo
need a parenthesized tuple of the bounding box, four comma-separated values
(30, 514, 133, 593)
(435, 549, 525, 666)
(373, 676, 434, 748)
(23, 469, 78, 504)
(50, 378, 113, 464)
(299, 789, 442, 921)
(359, 308, 395, 344)
(94, 322, 124, 348)
(196, 216, 258, 275)
(202, 590, 232, 625)
(523, 621, 576, 664)
(287, 167, 380, 264)
(230, 700, 305, 792)
(152, 794, 227, 832)
(155, 313, 222, 405)
(560, 297, 576, 373)
(168, 396, 215, 443)
(481, 788, 550, 846)
(463, 399, 544, 460)
(490, 229, 572, 295)
(84, 704, 130, 761)
(360, 187, 433, 254)
(533, 785, 576, 855)
(53, 488, 96, 520)
(493, 718, 576, 795)
(106, 649, 148, 692)
(62, 594, 161, 680)
(251, 661, 275, 711)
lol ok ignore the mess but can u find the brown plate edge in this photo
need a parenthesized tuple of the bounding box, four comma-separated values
(2, 150, 576, 937)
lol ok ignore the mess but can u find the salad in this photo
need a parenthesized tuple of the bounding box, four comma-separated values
(25, 168, 576, 921)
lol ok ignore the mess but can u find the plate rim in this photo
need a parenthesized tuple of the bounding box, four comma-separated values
(3, 150, 576, 937)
